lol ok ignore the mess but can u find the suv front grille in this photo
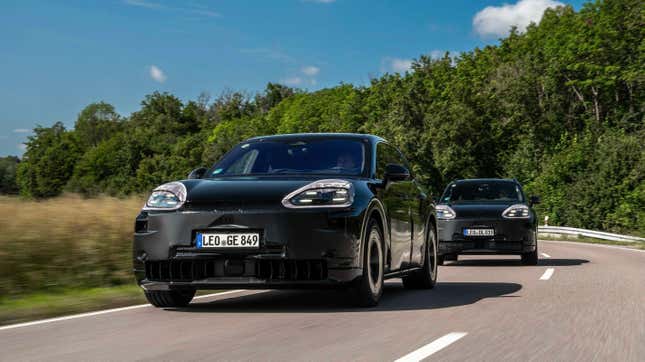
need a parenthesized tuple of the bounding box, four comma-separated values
(145, 259, 327, 282)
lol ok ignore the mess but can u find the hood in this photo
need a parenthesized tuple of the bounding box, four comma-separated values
(181, 177, 325, 205)
(446, 202, 517, 218)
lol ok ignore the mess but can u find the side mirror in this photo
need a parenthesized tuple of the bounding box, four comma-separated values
(384, 164, 410, 182)
(188, 167, 208, 180)
(529, 195, 540, 206)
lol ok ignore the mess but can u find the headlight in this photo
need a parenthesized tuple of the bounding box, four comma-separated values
(144, 182, 187, 210)
(502, 204, 530, 219)
(282, 179, 354, 208)
(436, 205, 456, 220)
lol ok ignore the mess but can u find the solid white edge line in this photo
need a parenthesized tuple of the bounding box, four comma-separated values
(394, 332, 467, 362)
(541, 252, 551, 258)
(540, 268, 555, 280)
(0, 289, 245, 332)
(541, 240, 645, 253)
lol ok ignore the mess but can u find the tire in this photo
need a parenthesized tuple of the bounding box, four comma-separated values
(145, 289, 195, 308)
(351, 219, 384, 307)
(521, 246, 538, 265)
(402, 224, 438, 289)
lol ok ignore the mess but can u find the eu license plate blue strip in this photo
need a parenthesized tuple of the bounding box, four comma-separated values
(196, 232, 203, 248)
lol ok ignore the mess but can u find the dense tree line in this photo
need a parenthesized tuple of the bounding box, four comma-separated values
(10, 0, 644, 234)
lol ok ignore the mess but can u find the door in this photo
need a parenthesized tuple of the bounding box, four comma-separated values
(375, 142, 413, 271)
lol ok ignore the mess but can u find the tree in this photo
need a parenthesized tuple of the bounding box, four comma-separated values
(74, 102, 122, 148)
(16, 123, 83, 198)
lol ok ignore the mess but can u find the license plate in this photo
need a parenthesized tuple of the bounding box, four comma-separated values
(196, 232, 260, 248)
(464, 228, 495, 237)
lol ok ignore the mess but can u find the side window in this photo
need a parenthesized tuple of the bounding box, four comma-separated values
(376, 142, 403, 179)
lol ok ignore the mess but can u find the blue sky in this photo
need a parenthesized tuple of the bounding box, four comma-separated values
(0, 0, 584, 156)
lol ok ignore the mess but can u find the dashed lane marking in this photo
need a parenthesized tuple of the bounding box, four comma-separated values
(394, 332, 468, 362)
(540, 268, 555, 280)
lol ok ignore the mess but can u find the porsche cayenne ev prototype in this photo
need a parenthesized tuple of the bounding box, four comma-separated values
(435, 179, 540, 265)
(133, 133, 438, 308)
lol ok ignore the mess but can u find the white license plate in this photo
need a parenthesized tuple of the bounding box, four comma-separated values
(196, 232, 260, 248)
(464, 228, 495, 236)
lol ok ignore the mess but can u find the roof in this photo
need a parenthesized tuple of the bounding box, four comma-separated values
(453, 178, 518, 184)
(246, 133, 385, 143)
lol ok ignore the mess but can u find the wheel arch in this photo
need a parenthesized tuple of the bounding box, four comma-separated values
(359, 198, 390, 269)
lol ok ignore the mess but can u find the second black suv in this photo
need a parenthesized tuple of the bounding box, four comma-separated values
(435, 178, 539, 265)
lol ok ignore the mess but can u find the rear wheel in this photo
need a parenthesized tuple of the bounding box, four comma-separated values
(402, 224, 438, 289)
(521, 246, 538, 265)
(351, 219, 384, 307)
(145, 289, 195, 308)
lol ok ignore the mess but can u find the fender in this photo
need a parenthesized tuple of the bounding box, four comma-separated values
(358, 198, 390, 269)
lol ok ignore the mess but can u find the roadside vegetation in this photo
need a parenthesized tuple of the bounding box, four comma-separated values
(0, 195, 141, 297)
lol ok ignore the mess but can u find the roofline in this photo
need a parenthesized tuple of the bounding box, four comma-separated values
(246, 132, 386, 143)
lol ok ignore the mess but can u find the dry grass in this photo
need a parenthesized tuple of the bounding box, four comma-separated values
(0, 194, 144, 296)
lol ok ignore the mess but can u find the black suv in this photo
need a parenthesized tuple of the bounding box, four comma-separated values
(134, 133, 438, 307)
(435, 178, 539, 265)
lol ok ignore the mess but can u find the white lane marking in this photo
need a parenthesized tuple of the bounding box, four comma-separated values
(541, 252, 551, 258)
(542, 240, 645, 253)
(394, 332, 467, 362)
(0, 289, 245, 332)
(540, 268, 555, 280)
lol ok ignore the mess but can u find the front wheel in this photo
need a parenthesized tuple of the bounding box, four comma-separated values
(402, 224, 438, 289)
(351, 219, 384, 307)
(145, 289, 195, 308)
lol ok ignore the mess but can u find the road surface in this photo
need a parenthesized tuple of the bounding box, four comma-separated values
(1, 240, 644, 361)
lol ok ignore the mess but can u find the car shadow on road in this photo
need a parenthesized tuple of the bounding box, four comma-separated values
(444, 258, 589, 267)
(170, 281, 522, 313)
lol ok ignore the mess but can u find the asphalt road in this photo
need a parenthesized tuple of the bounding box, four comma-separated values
(1, 240, 643, 361)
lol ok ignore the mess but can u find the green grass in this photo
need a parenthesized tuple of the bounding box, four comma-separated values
(0, 285, 147, 326)
(540, 235, 645, 250)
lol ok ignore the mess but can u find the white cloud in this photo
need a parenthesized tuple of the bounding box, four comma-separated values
(13, 128, 30, 133)
(473, 0, 563, 37)
(301, 66, 320, 76)
(124, 0, 162, 9)
(124, 0, 220, 17)
(149, 65, 167, 83)
(282, 77, 303, 86)
(382, 58, 413, 74)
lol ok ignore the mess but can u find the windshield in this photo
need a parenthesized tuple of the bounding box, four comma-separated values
(208, 138, 366, 177)
(441, 181, 523, 204)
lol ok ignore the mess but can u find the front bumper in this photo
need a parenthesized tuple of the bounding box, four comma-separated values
(437, 218, 537, 255)
(133, 206, 365, 289)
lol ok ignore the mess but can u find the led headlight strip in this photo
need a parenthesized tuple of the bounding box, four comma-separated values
(282, 179, 354, 209)
(502, 204, 530, 219)
(144, 182, 187, 210)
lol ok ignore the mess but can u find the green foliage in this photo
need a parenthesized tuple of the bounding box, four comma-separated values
(0, 156, 19, 194)
(74, 102, 122, 148)
(8, 0, 644, 234)
(16, 123, 83, 198)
